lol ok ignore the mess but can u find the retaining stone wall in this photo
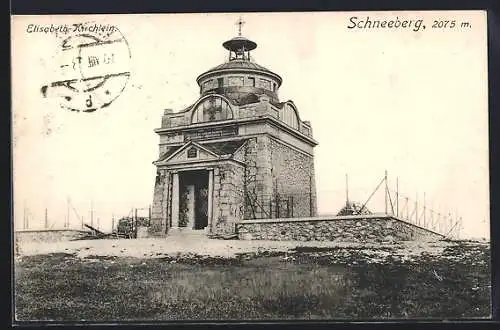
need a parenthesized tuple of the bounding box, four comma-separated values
(236, 216, 443, 243)
(15, 229, 90, 245)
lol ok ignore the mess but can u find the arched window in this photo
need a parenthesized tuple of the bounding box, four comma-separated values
(281, 103, 299, 130)
(192, 96, 234, 123)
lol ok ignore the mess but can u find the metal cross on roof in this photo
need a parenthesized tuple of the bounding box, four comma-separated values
(236, 17, 245, 36)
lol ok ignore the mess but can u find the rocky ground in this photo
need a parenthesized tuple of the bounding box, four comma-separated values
(14, 237, 491, 321)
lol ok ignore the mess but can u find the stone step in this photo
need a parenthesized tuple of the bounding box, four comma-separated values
(167, 228, 208, 237)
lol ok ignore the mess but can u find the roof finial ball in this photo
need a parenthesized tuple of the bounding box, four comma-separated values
(223, 17, 257, 61)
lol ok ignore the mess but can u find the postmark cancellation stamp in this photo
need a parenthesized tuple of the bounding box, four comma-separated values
(40, 22, 132, 113)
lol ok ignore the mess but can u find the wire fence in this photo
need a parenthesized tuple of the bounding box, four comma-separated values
(385, 187, 461, 238)
(242, 172, 464, 239)
(356, 172, 463, 239)
(243, 192, 314, 219)
(17, 172, 463, 239)
(17, 201, 85, 231)
(17, 198, 152, 235)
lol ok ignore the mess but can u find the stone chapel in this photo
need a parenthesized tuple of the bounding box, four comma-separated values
(149, 21, 318, 237)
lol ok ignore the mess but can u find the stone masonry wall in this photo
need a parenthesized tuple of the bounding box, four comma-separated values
(149, 169, 171, 236)
(212, 163, 245, 235)
(233, 135, 317, 220)
(269, 138, 317, 217)
(236, 137, 274, 219)
(236, 216, 443, 243)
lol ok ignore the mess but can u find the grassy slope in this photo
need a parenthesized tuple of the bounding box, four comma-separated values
(14, 241, 490, 321)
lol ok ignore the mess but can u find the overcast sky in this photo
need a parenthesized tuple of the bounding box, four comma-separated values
(12, 11, 489, 238)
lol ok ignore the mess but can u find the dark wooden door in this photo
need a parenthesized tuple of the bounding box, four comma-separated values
(195, 187, 209, 229)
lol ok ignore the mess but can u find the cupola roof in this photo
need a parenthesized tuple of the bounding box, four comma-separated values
(196, 17, 282, 86)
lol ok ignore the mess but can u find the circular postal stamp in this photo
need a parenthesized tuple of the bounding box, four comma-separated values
(41, 22, 132, 113)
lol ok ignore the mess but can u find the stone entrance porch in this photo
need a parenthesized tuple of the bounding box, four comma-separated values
(172, 169, 213, 232)
(150, 151, 246, 238)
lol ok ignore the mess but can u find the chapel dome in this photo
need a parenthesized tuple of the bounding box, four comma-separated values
(204, 60, 275, 74)
(196, 21, 282, 103)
